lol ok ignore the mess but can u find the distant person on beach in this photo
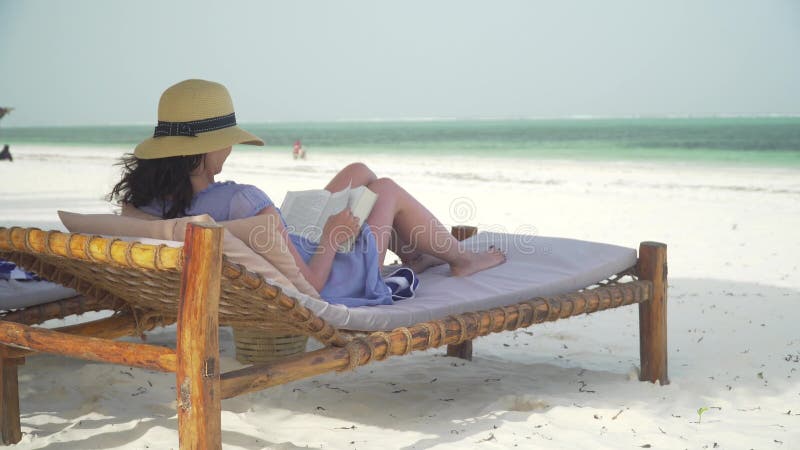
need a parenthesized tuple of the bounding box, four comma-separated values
(292, 140, 306, 159)
(0, 107, 13, 162)
(109, 79, 505, 307)
(0, 145, 12, 162)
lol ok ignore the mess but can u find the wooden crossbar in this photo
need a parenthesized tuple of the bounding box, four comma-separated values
(0, 320, 177, 372)
(0, 313, 164, 359)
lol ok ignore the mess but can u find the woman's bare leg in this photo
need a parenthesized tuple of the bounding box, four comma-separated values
(366, 178, 505, 277)
(324, 163, 500, 275)
(388, 226, 447, 273)
(326, 162, 443, 271)
(325, 162, 377, 193)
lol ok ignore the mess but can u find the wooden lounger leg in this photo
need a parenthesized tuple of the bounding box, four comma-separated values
(446, 340, 473, 361)
(0, 355, 23, 445)
(637, 241, 669, 385)
(447, 225, 478, 361)
(176, 223, 224, 450)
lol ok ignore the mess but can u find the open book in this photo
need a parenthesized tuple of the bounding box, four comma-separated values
(280, 184, 378, 252)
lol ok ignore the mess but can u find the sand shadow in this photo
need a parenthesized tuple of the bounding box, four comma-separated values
(14, 278, 800, 448)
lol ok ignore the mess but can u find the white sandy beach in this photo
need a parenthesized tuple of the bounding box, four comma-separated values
(1, 144, 799, 449)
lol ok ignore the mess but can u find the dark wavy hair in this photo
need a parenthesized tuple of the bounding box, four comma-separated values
(108, 153, 204, 219)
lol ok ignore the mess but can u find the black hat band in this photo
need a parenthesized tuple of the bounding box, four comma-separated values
(153, 112, 237, 138)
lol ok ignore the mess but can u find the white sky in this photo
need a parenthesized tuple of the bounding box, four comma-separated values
(1, 0, 798, 126)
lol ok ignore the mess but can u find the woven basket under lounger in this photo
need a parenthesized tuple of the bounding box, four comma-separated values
(0, 224, 668, 449)
(232, 327, 308, 364)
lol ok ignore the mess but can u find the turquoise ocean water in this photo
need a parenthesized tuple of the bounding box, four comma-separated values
(2, 117, 799, 167)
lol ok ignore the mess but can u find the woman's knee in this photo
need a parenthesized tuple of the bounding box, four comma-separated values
(327, 162, 377, 191)
(367, 177, 399, 193)
(342, 162, 376, 183)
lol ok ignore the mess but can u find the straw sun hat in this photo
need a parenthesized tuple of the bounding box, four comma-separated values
(134, 79, 264, 159)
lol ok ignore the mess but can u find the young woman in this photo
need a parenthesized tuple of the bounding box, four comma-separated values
(110, 79, 505, 306)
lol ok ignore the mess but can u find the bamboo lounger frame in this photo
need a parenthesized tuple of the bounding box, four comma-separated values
(0, 223, 668, 448)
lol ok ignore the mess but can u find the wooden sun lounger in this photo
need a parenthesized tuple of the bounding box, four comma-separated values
(0, 223, 668, 449)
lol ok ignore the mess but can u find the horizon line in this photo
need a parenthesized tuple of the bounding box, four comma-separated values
(3, 113, 800, 129)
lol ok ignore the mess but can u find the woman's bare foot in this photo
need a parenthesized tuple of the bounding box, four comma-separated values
(405, 253, 447, 274)
(450, 246, 507, 277)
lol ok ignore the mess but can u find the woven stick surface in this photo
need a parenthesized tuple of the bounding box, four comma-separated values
(1, 227, 644, 353)
(0, 227, 347, 346)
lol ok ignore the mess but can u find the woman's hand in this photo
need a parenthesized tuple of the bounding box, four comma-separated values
(256, 204, 345, 292)
(322, 209, 360, 248)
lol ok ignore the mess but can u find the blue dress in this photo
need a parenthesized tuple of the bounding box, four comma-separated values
(140, 181, 393, 307)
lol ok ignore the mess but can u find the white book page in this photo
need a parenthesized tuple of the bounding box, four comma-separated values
(317, 184, 351, 228)
(348, 186, 378, 227)
(280, 189, 330, 241)
(333, 185, 379, 252)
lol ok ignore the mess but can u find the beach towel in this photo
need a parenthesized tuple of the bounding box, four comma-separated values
(383, 267, 419, 301)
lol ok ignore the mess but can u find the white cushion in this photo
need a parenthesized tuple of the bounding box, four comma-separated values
(295, 233, 638, 331)
(2, 232, 638, 332)
(0, 279, 78, 310)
